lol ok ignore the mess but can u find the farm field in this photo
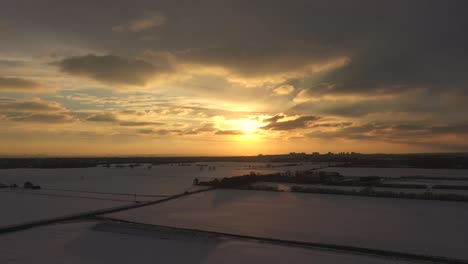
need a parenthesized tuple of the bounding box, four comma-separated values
(109, 189, 468, 260)
(0, 221, 418, 264)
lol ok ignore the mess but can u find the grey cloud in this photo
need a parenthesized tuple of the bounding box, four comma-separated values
(288, 93, 468, 120)
(215, 130, 243, 135)
(263, 114, 284, 123)
(112, 15, 165, 33)
(0, 100, 64, 112)
(178, 47, 346, 78)
(8, 113, 74, 123)
(139, 128, 179, 135)
(0, 76, 42, 91)
(307, 122, 468, 142)
(57, 54, 170, 85)
(310, 122, 353, 128)
(261, 115, 320, 131)
(118, 121, 164, 126)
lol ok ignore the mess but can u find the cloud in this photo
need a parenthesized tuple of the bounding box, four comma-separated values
(310, 122, 353, 128)
(261, 115, 320, 131)
(273, 84, 295, 95)
(138, 128, 179, 136)
(263, 114, 285, 123)
(86, 112, 164, 127)
(57, 54, 169, 86)
(112, 15, 165, 33)
(8, 113, 75, 123)
(178, 47, 350, 86)
(118, 121, 164, 126)
(307, 122, 468, 146)
(215, 129, 243, 135)
(0, 76, 43, 91)
(86, 113, 119, 122)
(0, 99, 65, 112)
(184, 123, 218, 135)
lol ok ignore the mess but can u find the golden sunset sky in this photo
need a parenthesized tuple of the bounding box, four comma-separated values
(1, 0, 468, 156)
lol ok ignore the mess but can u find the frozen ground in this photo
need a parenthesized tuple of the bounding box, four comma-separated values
(0, 221, 417, 264)
(109, 189, 468, 260)
(0, 162, 322, 196)
(0, 190, 128, 228)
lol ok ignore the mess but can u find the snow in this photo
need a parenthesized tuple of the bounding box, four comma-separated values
(0, 221, 417, 264)
(319, 167, 468, 178)
(0, 162, 322, 196)
(109, 189, 468, 260)
(0, 190, 127, 228)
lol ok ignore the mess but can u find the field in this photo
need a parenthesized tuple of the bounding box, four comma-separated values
(0, 162, 321, 196)
(109, 189, 468, 260)
(0, 221, 417, 264)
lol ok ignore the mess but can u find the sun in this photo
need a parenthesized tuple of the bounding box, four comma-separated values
(240, 120, 259, 133)
(230, 119, 262, 136)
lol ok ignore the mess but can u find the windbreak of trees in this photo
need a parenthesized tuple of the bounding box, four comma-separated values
(197, 171, 338, 188)
(197, 171, 468, 202)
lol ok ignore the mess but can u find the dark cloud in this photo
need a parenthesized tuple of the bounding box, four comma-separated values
(263, 114, 284, 123)
(118, 121, 164, 126)
(0, 76, 42, 91)
(307, 122, 468, 144)
(8, 113, 74, 123)
(262, 115, 320, 131)
(310, 122, 353, 128)
(57, 54, 169, 85)
(112, 15, 165, 33)
(215, 129, 243, 135)
(138, 128, 179, 135)
(289, 93, 468, 120)
(0, 100, 64, 112)
(178, 47, 346, 78)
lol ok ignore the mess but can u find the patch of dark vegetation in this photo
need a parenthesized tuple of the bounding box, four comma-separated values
(197, 171, 429, 189)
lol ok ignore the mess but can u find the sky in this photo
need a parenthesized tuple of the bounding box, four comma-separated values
(1, 0, 468, 156)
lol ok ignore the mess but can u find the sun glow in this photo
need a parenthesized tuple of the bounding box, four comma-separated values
(232, 119, 261, 134)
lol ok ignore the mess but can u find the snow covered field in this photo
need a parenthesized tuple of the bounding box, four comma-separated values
(318, 167, 468, 178)
(109, 189, 468, 260)
(0, 162, 321, 196)
(0, 221, 417, 264)
(0, 191, 127, 228)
